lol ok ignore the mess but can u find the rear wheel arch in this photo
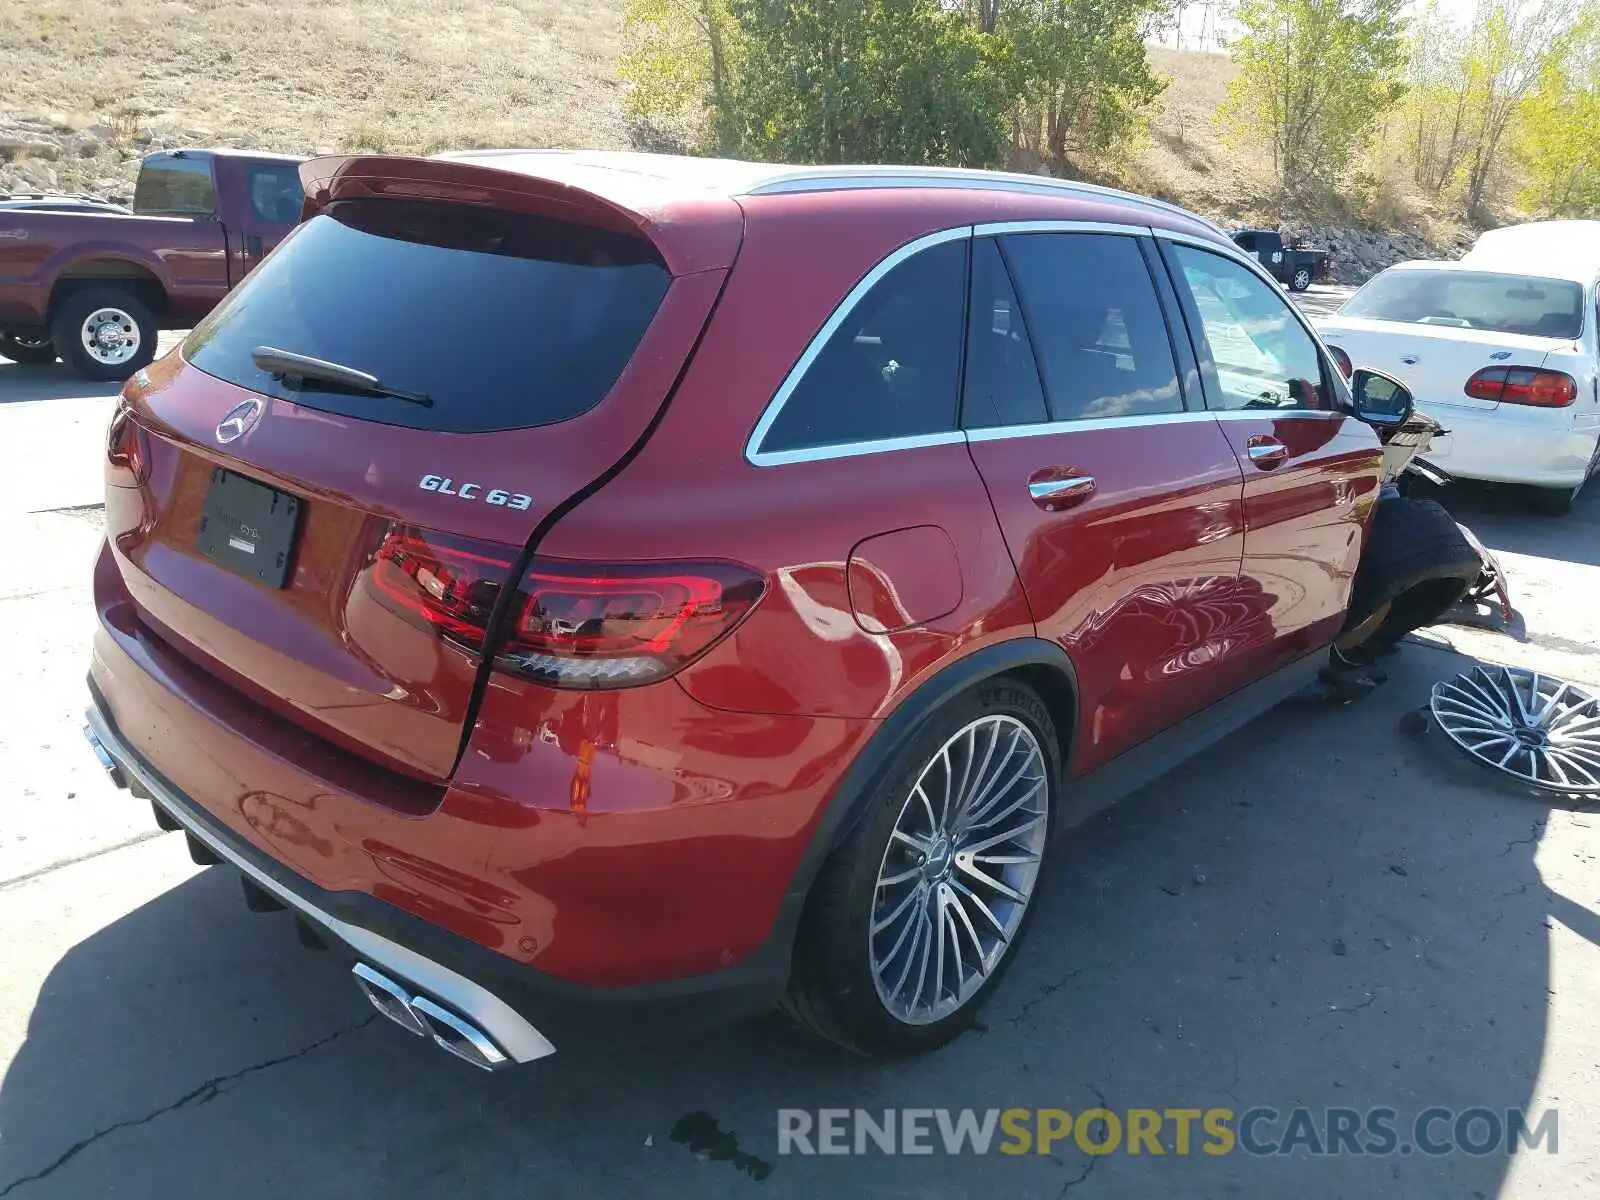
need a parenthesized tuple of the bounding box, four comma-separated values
(817, 639, 1079, 861)
(48, 259, 169, 322)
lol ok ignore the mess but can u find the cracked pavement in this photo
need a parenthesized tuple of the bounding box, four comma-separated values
(4, 343, 1600, 1197)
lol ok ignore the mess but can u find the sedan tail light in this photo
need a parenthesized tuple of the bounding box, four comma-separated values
(365, 525, 764, 689)
(1464, 366, 1577, 408)
(1326, 345, 1353, 380)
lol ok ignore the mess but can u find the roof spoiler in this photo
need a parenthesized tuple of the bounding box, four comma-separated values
(297, 155, 739, 274)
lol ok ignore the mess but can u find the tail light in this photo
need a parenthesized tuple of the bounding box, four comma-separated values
(106, 401, 148, 485)
(499, 560, 765, 689)
(1465, 366, 1577, 408)
(370, 528, 511, 649)
(1327, 345, 1353, 380)
(367, 526, 764, 689)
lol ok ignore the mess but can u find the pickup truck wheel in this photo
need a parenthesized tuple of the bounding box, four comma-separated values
(783, 682, 1058, 1057)
(1289, 267, 1313, 292)
(51, 288, 157, 382)
(0, 331, 58, 365)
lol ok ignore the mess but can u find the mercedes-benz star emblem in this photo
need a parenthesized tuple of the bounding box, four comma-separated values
(216, 398, 265, 444)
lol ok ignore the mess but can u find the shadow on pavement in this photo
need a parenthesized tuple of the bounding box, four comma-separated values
(0, 359, 117, 406)
(1426, 477, 1600, 570)
(0, 646, 1578, 1198)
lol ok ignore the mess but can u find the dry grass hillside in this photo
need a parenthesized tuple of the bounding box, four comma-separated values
(0, 1, 1464, 258)
(0, 0, 632, 195)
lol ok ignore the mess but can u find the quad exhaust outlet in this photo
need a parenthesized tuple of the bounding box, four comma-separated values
(351, 963, 510, 1071)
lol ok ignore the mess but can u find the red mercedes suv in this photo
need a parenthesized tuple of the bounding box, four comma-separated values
(84, 152, 1407, 1070)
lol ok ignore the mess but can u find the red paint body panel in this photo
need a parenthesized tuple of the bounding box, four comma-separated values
(847, 525, 964, 634)
(92, 540, 869, 985)
(966, 420, 1254, 773)
(1215, 414, 1384, 671)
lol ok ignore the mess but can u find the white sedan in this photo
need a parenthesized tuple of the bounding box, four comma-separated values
(1315, 258, 1600, 514)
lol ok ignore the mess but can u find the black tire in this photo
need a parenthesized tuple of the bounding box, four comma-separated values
(783, 679, 1060, 1057)
(1341, 497, 1483, 649)
(1526, 484, 1577, 517)
(0, 331, 58, 365)
(50, 287, 158, 382)
(1289, 267, 1312, 292)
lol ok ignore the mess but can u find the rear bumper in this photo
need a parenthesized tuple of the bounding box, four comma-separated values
(1419, 403, 1600, 488)
(84, 683, 809, 1059)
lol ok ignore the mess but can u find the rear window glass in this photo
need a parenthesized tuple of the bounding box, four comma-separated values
(183, 199, 671, 433)
(134, 155, 218, 216)
(1341, 269, 1584, 339)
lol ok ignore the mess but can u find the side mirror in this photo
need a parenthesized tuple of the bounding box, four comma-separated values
(1352, 368, 1413, 427)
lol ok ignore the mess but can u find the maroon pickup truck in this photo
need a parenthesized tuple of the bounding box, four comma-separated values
(0, 148, 305, 380)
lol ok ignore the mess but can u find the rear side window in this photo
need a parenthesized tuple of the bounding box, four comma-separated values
(758, 239, 967, 454)
(963, 238, 1048, 429)
(133, 155, 218, 216)
(183, 199, 671, 433)
(1341, 268, 1584, 339)
(1000, 233, 1184, 422)
(246, 164, 304, 223)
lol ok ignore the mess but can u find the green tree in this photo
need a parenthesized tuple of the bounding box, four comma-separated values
(999, 0, 1170, 168)
(1516, 5, 1600, 214)
(1224, 0, 1408, 189)
(620, 0, 742, 152)
(724, 0, 1011, 166)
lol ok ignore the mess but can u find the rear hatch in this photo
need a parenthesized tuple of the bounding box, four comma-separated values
(1317, 316, 1572, 412)
(107, 154, 740, 783)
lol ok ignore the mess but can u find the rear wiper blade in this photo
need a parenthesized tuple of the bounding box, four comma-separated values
(251, 346, 433, 407)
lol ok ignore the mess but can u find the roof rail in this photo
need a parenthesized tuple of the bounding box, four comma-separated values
(741, 167, 1228, 237)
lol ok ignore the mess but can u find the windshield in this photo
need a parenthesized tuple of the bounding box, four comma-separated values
(1340, 268, 1584, 339)
(183, 199, 671, 432)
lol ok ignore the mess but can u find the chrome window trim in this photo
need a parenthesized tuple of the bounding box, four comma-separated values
(974, 219, 1153, 238)
(741, 169, 1230, 238)
(1209, 407, 1344, 422)
(750, 429, 969, 467)
(967, 410, 1215, 442)
(745, 225, 973, 466)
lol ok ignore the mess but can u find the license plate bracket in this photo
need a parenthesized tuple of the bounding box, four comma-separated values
(196, 468, 300, 589)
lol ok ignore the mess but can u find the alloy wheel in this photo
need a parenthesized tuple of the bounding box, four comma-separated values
(869, 714, 1049, 1025)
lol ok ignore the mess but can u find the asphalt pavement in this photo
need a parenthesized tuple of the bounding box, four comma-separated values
(4, 313, 1600, 1198)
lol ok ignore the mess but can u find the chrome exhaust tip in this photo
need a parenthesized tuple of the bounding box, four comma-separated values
(352, 963, 429, 1037)
(83, 725, 126, 790)
(350, 964, 509, 1071)
(410, 995, 510, 1072)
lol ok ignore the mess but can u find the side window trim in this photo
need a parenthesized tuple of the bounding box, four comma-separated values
(1136, 236, 1201, 413)
(745, 226, 973, 466)
(959, 235, 1048, 429)
(1153, 230, 1339, 414)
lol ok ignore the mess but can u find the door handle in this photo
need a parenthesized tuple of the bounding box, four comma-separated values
(1027, 471, 1096, 511)
(1246, 435, 1289, 469)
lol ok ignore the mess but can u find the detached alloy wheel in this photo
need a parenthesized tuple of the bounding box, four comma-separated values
(0, 330, 58, 365)
(50, 287, 158, 382)
(785, 681, 1059, 1056)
